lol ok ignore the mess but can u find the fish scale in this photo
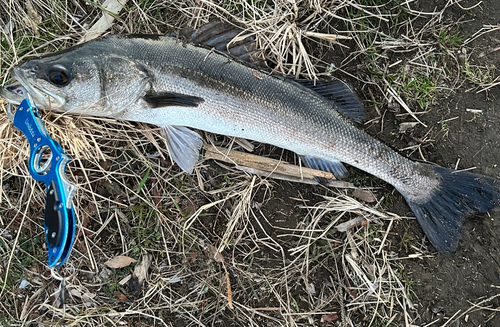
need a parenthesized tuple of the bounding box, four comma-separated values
(1, 31, 499, 253)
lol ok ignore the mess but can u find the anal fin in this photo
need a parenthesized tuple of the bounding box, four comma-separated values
(300, 155, 349, 180)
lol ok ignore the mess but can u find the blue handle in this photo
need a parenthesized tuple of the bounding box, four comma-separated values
(12, 99, 76, 268)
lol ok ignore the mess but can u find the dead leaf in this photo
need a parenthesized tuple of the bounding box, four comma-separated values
(70, 289, 97, 308)
(117, 293, 128, 301)
(205, 244, 224, 263)
(181, 198, 197, 216)
(322, 314, 338, 322)
(336, 217, 366, 232)
(133, 254, 152, 286)
(234, 137, 255, 152)
(104, 256, 137, 269)
(352, 189, 376, 203)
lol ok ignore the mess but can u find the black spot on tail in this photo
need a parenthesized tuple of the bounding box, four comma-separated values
(405, 166, 500, 252)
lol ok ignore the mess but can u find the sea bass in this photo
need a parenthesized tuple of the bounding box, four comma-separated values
(1, 25, 499, 253)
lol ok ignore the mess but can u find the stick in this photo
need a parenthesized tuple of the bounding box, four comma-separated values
(203, 144, 354, 188)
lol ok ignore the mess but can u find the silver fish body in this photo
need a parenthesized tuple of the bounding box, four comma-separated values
(1, 33, 499, 252)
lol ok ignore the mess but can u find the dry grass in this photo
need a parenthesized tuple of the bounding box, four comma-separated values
(0, 0, 499, 326)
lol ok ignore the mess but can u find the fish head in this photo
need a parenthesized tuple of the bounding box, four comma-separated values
(1, 54, 104, 113)
(1, 37, 151, 118)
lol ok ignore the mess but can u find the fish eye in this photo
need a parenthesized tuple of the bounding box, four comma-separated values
(47, 65, 71, 86)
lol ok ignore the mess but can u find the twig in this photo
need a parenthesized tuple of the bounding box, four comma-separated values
(204, 144, 346, 184)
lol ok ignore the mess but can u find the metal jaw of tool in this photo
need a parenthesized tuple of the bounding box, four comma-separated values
(7, 98, 76, 268)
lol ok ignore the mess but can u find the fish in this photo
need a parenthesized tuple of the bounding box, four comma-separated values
(1, 22, 499, 253)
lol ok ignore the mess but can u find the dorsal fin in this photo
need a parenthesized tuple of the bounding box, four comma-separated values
(294, 79, 365, 123)
(172, 21, 267, 68)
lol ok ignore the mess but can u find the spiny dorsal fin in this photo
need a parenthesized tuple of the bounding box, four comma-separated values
(295, 79, 365, 123)
(172, 21, 267, 68)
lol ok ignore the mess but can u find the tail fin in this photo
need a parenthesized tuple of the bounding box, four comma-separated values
(404, 166, 500, 252)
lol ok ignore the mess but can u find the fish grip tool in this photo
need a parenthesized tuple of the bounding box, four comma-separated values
(7, 98, 76, 268)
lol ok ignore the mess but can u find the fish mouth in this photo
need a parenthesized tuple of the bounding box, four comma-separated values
(0, 82, 27, 105)
(0, 68, 66, 108)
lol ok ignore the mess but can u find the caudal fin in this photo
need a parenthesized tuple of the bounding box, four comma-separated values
(404, 166, 500, 252)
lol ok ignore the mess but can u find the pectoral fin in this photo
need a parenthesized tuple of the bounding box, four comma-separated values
(161, 125, 203, 174)
(300, 155, 349, 179)
(144, 93, 204, 108)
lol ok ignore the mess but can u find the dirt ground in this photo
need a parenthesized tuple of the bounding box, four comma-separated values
(370, 1, 500, 325)
(0, 0, 500, 326)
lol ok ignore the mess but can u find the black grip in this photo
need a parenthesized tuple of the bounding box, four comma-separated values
(44, 181, 63, 247)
